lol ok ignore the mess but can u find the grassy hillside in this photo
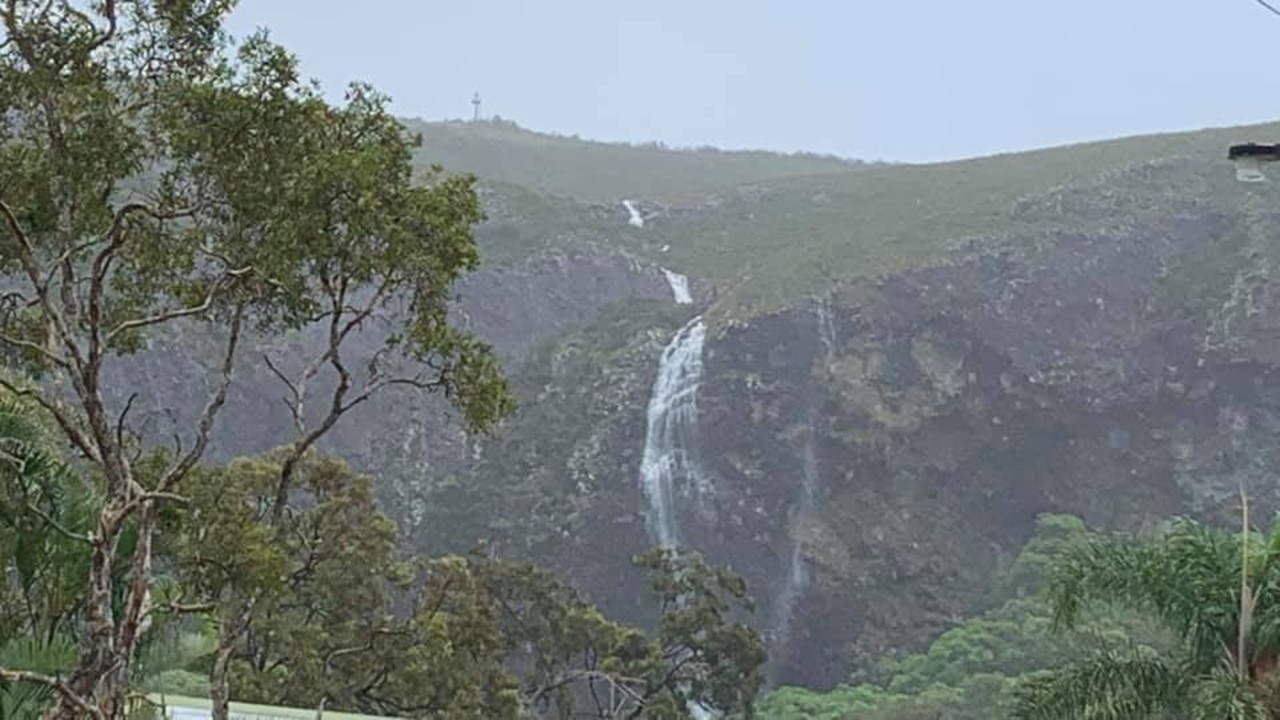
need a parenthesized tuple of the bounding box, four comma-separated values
(430, 118, 1280, 323)
(406, 117, 866, 202)
(557, 121, 1280, 322)
(664, 122, 1280, 318)
(470, 179, 618, 266)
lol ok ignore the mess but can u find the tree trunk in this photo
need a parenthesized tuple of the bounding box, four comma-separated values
(209, 598, 256, 720)
(209, 645, 234, 720)
(209, 622, 237, 720)
(41, 501, 133, 720)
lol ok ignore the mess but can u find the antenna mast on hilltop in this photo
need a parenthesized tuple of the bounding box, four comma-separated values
(472, 92, 482, 121)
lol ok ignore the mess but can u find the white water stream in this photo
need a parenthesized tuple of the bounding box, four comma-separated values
(662, 268, 693, 305)
(623, 199, 645, 228)
(768, 298, 839, 658)
(638, 316, 707, 548)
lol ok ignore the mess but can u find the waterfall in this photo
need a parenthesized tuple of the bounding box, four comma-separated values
(662, 268, 694, 305)
(639, 279, 715, 718)
(623, 199, 645, 228)
(768, 298, 839, 665)
(639, 316, 707, 549)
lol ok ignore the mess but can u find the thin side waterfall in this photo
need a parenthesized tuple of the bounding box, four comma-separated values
(768, 298, 839, 663)
(662, 268, 694, 304)
(623, 199, 645, 228)
(638, 316, 707, 548)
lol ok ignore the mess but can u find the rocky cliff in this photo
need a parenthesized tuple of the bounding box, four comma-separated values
(85, 120, 1280, 692)
(396, 150, 1280, 691)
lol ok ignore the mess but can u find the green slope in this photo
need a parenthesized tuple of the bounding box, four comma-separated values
(406, 117, 866, 202)
(426, 119, 1280, 323)
(562, 121, 1280, 322)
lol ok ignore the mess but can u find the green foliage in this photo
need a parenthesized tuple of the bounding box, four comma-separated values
(0, 636, 77, 720)
(635, 548, 766, 716)
(1012, 512, 1280, 718)
(0, 3, 515, 714)
(427, 115, 1280, 327)
(402, 118, 865, 203)
(164, 453, 428, 714)
(0, 396, 96, 643)
(0, 394, 88, 719)
(757, 514, 1167, 720)
(163, 448, 765, 719)
(140, 671, 212, 700)
(461, 547, 764, 719)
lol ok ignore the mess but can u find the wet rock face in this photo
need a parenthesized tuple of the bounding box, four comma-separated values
(451, 250, 673, 361)
(80, 187, 1280, 693)
(682, 214, 1280, 688)
(93, 248, 673, 481)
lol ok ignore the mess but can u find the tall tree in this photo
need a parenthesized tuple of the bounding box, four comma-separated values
(476, 548, 765, 719)
(1014, 511, 1280, 719)
(0, 2, 513, 717)
(162, 452, 527, 719)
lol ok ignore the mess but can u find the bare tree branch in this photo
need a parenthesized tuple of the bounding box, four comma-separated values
(41, 237, 100, 291)
(263, 353, 305, 435)
(0, 377, 101, 464)
(0, 667, 104, 720)
(61, 0, 117, 53)
(115, 392, 137, 450)
(105, 267, 251, 344)
(120, 491, 190, 520)
(526, 670, 648, 711)
(156, 601, 215, 615)
(339, 374, 445, 415)
(0, 330, 71, 369)
(23, 499, 93, 544)
(1254, 0, 1280, 16)
(0, 199, 86, 374)
(157, 303, 245, 491)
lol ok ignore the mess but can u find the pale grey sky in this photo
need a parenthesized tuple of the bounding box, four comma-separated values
(227, 1, 1280, 163)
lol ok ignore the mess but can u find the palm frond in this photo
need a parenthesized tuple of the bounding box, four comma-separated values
(1185, 669, 1269, 720)
(0, 397, 96, 640)
(0, 635, 77, 720)
(1012, 647, 1184, 720)
(1048, 519, 1241, 669)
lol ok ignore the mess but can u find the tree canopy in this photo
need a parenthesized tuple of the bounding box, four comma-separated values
(1014, 509, 1280, 719)
(0, 1, 514, 717)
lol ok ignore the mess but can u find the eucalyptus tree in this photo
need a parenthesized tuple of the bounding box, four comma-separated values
(0, 2, 513, 717)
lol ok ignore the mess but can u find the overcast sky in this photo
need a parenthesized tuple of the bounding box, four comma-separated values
(226, 1, 1280, 163)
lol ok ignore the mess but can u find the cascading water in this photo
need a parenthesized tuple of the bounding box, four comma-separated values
(640, 270, 716, 718)
(623, 199, 645, 228)
(638, 316, 707, 548)
(767, 297, 839, 664)
(662, 268, 694, 305)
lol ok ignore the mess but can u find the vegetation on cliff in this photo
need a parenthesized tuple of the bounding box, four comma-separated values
(756, 514, 1169, 719)
(402, 117, 865, 203)
(418, 111, 1280, 328)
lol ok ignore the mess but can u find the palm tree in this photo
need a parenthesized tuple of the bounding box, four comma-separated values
(0, 397, 95, 720)
(0, 637, 77, 720)
(1014, 497, 1280, 719)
